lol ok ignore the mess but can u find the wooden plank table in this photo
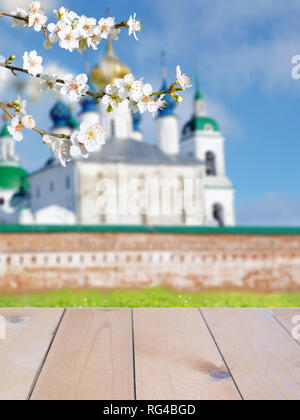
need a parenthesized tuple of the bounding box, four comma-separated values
(0, 308, 299, 400)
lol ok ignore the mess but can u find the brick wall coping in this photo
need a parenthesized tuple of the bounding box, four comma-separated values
(0, 225, 300, 235)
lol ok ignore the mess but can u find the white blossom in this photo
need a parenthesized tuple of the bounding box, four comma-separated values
(70, 131, 89, 159)
(11, 8, 27, 28)
(54, 8, 78, 25)
(58, 26, 80, 52)
(47, 22, 59, 44)
(102, 84, 122, 111)
(60, 73, 89, 102)
(7, 116, 23, 141)
(43, 135, 71, 167)
(77, 121, 105, 153)
(129, 80, 144, 102)
(137, 83, 153, 113)
(78, 15, 97, 38)
(176, 65, 192, 90)
(127, 13, 141, 41)
(22, 115, 35, 129)
(28, 2, 42, 15)
(27, 2, 47, 32)
(53, 7, 68, 21)
(23, 50, 43, 76)
(87, 26, 102, 50)
(115, 74, 136, 99)
(98, 17, 119, 40)
(148, 95, 167, 117)
(28, 11, 47, 32)
(39, 73, 60, 92)
(16, 95, 27, 115)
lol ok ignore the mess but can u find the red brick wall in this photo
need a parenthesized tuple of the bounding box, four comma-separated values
(0, 232, 299, 292)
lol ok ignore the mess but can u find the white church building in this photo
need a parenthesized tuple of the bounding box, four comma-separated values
(0, 42, 235, 226)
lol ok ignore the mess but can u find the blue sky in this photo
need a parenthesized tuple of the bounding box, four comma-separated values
(0, 0, 300, 225)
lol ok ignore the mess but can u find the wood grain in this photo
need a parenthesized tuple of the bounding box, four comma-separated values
(271, 308, 300, 344)
(202, 308, 300, 400)
(133, 308, 241, 400)
(0, 308, 63, 400)
(30, 309, 134, 400)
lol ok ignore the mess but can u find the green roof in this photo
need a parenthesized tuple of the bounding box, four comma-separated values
(0, 125, 12, 138)
(0, 166, 29, 191)
(195, 89, 203, 100)
(68, 116, 79, 129)
(182, 116, 220, 136)
(0, 225, 299, 235)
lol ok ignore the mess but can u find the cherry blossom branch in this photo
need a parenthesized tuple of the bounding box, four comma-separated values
(0, 62, 184, 102)
(0, 11, 48, 36)
(0, 62, 98, 98)
(0, 101, 70, 139)
(0, 11, 28, 22)
(0, 10, 139, 44)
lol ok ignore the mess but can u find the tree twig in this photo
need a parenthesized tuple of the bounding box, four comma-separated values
(0, 62, 183, 101)
(0, 101, 70, 139)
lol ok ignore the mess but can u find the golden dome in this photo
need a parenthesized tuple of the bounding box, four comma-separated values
(90, 41, 131, 91)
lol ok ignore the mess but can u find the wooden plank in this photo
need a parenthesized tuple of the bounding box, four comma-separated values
(0, 308, 63, 400)
(271, 309, 300, 344)
(202, 309, 300, 400)
(133, 308, 241, 400)
(31, 309, 134, 400)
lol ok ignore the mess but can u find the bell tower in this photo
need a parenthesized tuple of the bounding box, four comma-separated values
(0, 123, 18, 163)
(180, 70, 236, 226)
(156, 52, 179, 155)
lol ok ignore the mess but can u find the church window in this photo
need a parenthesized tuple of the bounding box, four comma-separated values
(50, 181, 55, 192)
(36, 186, 41, 199)
(111, 120, 116, 137)
(212, 203, 224, 226)
(206, 151, 217, 176)
(65, 176, 71, 190)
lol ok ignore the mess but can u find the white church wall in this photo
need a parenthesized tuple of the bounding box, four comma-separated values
(157, 115, 179, 155)
(78, 111, 100, 125)
(77, 161, 205, 226)
(0, 189, 18, 216)
(100, 101, 132, 140)
(34, 205, 76, 224)
(180, 132, 226, 176)
(29, 163, 77, 221)
(204, 187, 235, 226)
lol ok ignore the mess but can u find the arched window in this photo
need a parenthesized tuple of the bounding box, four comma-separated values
(213, 203, 224, 226)
(111, 120, 116, 137)
(65, 176, 71, 190)
(205, 151, 216, 176)
(49, 181, 55, 193)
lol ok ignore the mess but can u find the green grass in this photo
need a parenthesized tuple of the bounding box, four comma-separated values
(0, 288, 299, 308)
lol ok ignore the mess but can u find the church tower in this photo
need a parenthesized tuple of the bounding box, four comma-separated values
(156, 53, 179, 155)
(180, 73, 235, 226)
(90, 41, 134, 140)
(0, 123, 29, 221)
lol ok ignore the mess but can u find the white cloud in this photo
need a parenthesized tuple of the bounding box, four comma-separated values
(0, 0, 58, 12)
(138, 0, 300, 96)
(206, 99, 243, 140)
(237, 192, 300, 225)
